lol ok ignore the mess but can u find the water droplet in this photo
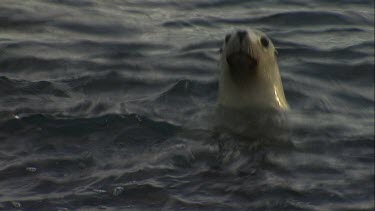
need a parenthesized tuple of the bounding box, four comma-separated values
(250, 168, 256, 175)
(26, 167, 37, 173)
(56, 207, 69, 211)
(112, 187, 124, 196)
(11, 201, 21, 208)
(93, 189, 106, 193)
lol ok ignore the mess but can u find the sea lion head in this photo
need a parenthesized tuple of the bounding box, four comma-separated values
(220, 29, 279, 85)
(218, 29, 288, 110)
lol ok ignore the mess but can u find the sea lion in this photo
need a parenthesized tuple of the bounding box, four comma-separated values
(218, 29, 289, 110)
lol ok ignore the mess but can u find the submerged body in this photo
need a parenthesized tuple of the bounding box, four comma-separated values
(218, 29, 289, 110)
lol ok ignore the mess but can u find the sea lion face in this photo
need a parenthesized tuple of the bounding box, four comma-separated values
(218, 29, 289, 110)
(220, 29, 278, 85)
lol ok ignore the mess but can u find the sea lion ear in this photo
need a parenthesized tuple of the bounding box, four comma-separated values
(225, 34, 231, 43)
(218, 47, 223, 54)
(274, 49, 278, 57)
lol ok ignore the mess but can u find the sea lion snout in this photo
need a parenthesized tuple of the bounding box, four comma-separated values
(236, 30, 248, 44)
(225, 30, 257, 82)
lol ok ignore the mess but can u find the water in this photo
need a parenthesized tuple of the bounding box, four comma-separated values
(0, 0, 374, 210)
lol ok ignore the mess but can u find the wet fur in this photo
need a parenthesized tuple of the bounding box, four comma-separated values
(218, 29, 289, 110)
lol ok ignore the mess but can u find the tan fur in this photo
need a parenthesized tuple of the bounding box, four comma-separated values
(218, 29, 289, 110)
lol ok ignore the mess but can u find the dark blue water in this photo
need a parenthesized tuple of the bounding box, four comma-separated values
(0, 0, 374, 210)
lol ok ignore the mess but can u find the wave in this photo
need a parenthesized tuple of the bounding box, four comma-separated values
(0, 0, 373, 210)
(0, 76, 69, 97)
(211, 11, 360, 26)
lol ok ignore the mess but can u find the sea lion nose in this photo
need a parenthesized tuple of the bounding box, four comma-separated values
(237, 30, 248, 43)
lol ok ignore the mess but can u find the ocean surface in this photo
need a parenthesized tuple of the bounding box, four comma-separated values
(0, 0, 374, 210)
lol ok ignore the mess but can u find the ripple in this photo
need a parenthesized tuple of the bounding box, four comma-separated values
(46, 0, 95, 7)
(215, 10, 370, 26)
(0, 76, 69, 98)
(0, 0, 374, 210)
(162, 18, 215, 28)
(0, 6, 49, 31)
(53, 21, 136, 37)
(276, 40, 373, 61)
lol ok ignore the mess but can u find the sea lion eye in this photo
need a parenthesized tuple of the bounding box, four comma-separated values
(225, 34, 231, 43)
(260, 37, 269, 48)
